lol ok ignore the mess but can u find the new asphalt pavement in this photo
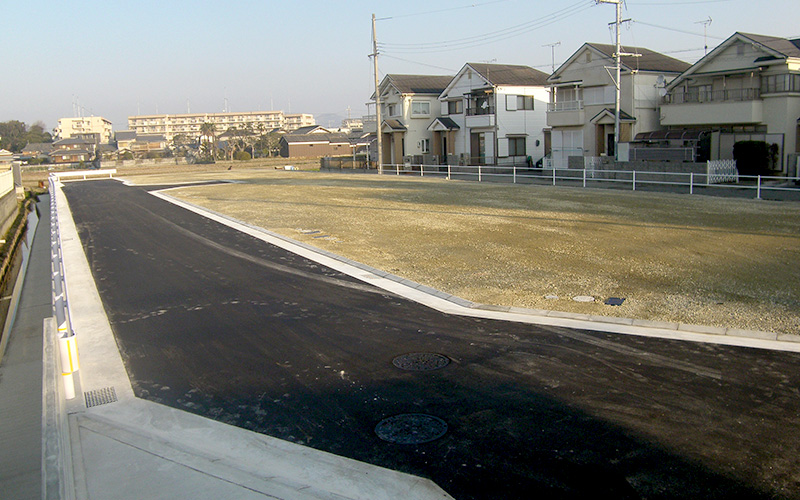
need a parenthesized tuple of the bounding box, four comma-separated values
(58, 178, 800, 499)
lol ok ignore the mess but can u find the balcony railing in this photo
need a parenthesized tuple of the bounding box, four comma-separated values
(547, 100, 584, 112)
(466, 105, 496, 116)
(663, 88, 760, 104)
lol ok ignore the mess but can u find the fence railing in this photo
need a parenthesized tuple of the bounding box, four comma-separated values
(377, 162, 800, 200)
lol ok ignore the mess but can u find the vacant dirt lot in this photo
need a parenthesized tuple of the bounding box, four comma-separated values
(63, 162, 800, 335)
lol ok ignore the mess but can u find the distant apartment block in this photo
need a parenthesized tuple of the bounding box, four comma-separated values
(56, 116, 113, 143)
(284, 113, 316, 131)
(128, 110, 315, 141)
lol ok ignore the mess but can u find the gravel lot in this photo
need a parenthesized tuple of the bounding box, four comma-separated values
(73, 161, 800, 336)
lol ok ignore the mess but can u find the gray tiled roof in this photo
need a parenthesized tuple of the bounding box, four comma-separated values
(586, 44, 691, 73)
(385, 74, 453, 94)
(466, 63, 549, 86)
(738, 32, 800, 59)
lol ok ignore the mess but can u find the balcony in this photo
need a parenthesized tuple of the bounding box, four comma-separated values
(466, 105, 495, 128)
(546, 100, 585, 127)
(661, 89, 763, 126)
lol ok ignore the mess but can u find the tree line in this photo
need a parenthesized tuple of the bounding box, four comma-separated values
(0, 120, 52, 152)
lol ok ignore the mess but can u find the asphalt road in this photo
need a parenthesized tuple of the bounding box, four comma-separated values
(63, 179, 800, 500)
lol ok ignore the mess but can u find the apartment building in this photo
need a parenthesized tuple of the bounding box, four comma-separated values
(56, 116, 114, 143)
(128, 110, 314, 141)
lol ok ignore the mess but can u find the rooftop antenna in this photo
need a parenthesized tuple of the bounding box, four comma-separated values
(542, 41, 561, 73)
(695, 17, 712, 55)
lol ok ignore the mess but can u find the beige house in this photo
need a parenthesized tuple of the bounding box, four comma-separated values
(660, 32, 800, 173)
(546, 43, 690, 167)
(56, 116, 113, 143)
(373, 74, 453, 165)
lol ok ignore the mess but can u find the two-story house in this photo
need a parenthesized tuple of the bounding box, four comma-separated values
(374, 74, 453, 165)
(546, 43, 690, 167)
(436, 63, 549, 166)
(660, 32, 800, 173)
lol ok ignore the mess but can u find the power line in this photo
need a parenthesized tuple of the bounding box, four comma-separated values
(632, 19, 725, 40)
(376, 0, 512, 21)
(378, 1, 595, 54)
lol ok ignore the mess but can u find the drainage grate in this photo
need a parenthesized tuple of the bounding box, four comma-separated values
(375, 413, 448, 444)
(392, 353, 450, 371)
(85, 387, 118, 408)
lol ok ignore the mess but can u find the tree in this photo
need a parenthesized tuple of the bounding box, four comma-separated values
(199, 122, 217, 162)
(0, 120, 53, 152)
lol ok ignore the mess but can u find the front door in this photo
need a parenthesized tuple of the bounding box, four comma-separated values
(470, 132, 484, 165)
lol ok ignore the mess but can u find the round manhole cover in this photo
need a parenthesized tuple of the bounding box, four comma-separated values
(392, 352, 450, 371)
(375, 414, 448, 444)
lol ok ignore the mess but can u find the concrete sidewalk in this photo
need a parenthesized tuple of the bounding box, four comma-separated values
(46, 181, 454, 500)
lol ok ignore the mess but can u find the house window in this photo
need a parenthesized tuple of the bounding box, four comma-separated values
(507, 95, 535, 111)
(447, 99, 463, 115)
(420, 138, 430, 153)
(411, 101, 431, 117)
(386, 104, 397, 116)
(508, 137, 526, 156)
(762, 74, 800, 94)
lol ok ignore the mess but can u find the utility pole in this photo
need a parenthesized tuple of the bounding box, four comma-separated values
(542, 41, 561, 73)
(371, 13, 383, 173)
(597, 0, 637, 161)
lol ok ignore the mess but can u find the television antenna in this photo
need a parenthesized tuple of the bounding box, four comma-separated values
(695, 17, 712, 55)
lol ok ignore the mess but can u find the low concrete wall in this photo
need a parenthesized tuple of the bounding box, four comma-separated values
(0, 190, 19, 238)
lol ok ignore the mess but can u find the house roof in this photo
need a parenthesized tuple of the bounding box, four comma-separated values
(115, 131, 137, 141)
(290, 125, 330, 135)
(666, 32, 800, 91)
(381, 119, 407, 132)
(466, 63, 550, 86)
(22, 142, 54, 153)
(585, 44, 691, 73)
(49, 149, 90, 156)
(427, 117, 460, 132)
(135, 134, 167, 143)
(590, 108, 636, 124)
(53, 137, 94, 146)
(383, 74, 453, 95)
(739, 32, 800, 58)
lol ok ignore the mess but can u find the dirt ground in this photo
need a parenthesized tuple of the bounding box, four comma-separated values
(36, 161, 800, 336)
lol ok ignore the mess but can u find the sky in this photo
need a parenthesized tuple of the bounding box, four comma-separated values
(1, 0, 797, 133)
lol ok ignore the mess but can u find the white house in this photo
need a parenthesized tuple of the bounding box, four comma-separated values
(546, 43, 690, 167)
(436, 63, 550, 165)
(373, 74, 453, 165)
(660, 32, 800, 173)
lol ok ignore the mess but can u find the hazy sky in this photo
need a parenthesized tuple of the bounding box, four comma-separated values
(1, 0, 797, 132)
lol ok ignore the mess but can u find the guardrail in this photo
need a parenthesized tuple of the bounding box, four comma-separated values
(378, 163, 800, 200)
(49, 174, 79, 400)
(50, 168, 116, 182)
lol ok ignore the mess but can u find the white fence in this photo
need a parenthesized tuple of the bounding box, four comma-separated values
(377, 162, 799, 200)
(0, 169, 14, 198)
(707, 159, 738, 184)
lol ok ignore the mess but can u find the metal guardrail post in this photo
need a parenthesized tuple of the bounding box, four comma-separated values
(478, 165, 482, 182)
(690, 172, 694, 195)
(583, 169, 587, 188)
(756, 176, 762, 200)
(552, 168, 556, 186)
(447, 165, 451, 180)
(632, 171, 637, 191)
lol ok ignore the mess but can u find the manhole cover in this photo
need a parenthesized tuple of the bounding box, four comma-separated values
(375, 414, 448, 444)
(392, 352, 450, 371)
